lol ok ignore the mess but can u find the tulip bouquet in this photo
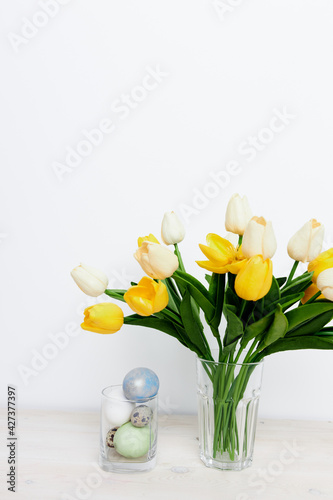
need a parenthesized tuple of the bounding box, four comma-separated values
(71, 194, 333, 466)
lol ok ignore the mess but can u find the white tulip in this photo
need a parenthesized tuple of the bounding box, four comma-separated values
(242, 216, 277, 260)
(317, 268, 333, 301)
(134, 241, 179, 279)
(161, 211, 185, 245)
(71, 264, 108, 297)
(225, 194, 252, 235)
(287, 219, 324, 263)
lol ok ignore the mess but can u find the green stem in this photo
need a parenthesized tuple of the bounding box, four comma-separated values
(303, 290, 322, 305)
(174, 243, 185, 272)
(285, 261, 299, 287)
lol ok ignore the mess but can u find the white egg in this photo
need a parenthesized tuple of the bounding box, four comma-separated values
(103, 387, 135, 428)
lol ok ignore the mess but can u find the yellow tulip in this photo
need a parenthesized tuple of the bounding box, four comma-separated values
(137, 234, 160, 247)
(308, 248, 333, 284)
(235, 255, 273, 301)
(124, 277, 169, 316)
(301, 283, 324, 304)
(81, 303, 124, 334)
(196, 233, 246, 274)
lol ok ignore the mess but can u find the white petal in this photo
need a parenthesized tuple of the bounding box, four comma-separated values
(262, 221, 277, 260)
(287, 220, 312, 262)
(308, 225, 325, 262)
(242, 219, 265, 258)
(317, 268, 333, 290)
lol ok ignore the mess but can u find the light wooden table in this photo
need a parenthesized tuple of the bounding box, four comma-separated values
(1, 410, 332, 500)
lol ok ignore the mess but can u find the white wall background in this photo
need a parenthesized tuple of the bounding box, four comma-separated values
(1, 0, 333, 420)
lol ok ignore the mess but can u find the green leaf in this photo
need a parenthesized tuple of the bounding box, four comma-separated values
(243, 313, 274, 344)
(124, 315, 180, 337)
(285, 302, 333, 333)
(173, 270, 214, 321)
(259, 305, 289, 349)
(277, 277, 287, 287)
(253, 335, 333, 361)
(179, 291, 209, 356)
(205, 274, 212, 285)
(223, 304, 244, 347)
(286, 310, 333, 338)
(209, 273, 225, 330)
(225, 286, 240, 310)
(262, 277, 281, 311)
(281, 272, 313, 296)
(104, 289, 126, 302)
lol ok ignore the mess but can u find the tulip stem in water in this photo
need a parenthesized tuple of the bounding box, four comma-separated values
(174, 243, 186, 272)
(285, 260, 299, 286)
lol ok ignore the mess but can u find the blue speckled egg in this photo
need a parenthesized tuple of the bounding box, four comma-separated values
(123, 367, 159, 401)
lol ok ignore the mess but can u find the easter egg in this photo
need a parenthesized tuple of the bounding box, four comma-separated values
(114, 422, 151, 458)
(130, 405, 153, 427)
(123, 367, 159, 401)
(106, 427, 118, 448)
(103, 386, 135, 428)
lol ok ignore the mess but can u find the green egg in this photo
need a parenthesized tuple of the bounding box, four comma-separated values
(113, 422, 152, 459)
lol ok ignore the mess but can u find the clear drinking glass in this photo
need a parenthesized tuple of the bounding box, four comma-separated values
(99, 385, 158, 473)
(197, 353, 264, 471)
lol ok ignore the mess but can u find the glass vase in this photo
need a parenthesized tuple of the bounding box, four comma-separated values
(99, 385, 158, 473)
(196, 353, 264, 471)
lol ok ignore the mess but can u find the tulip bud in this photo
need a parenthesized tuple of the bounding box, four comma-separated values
(235, 255, 273, 301)
(124, 277, 169, 316)
(225, 194, 252, 235)
(81, 303, 124, 334)
(161, 211, 185, 245)
(134, 241, 179, 279)
(71, 264, 108, 297)
(242, 216, 277, 261)
(287, 219, 324, 263)
(317, 268, 333, 301)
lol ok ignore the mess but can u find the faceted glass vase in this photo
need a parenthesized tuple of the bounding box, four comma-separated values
(197, 353, 264, 471)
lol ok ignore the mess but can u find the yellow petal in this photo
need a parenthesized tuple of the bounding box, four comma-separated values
(196, 260, 230, 274)
(152, 281, 169, 312)
(308, 248, 333, 283)
(137, 234, 160, 247)
(235, 256, 273, 301)
(301, 283, 324, 304)
(227, 259, 247, 274)
(125, 294, 154, 316)
(198, 244, 231, 266)
(82, 303, 124, 333)
(206, 233, 236, 259)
